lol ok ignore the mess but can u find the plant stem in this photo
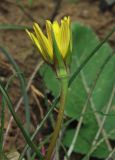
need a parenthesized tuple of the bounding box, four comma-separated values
(44, 77, 68, 160)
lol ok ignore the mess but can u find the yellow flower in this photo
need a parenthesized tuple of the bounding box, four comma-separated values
(26, 16, 72, 65)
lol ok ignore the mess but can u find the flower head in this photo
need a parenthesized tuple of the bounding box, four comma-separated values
(26, 16, 72, 76)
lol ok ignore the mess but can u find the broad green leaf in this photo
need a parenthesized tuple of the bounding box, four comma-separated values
(63, 128, 110, 158)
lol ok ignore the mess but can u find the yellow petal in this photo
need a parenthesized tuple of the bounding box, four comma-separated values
(60, 20, 67, 57)
(45, 21, 54, 59)
(52, 17, 71, 58)
(33, 23, 53, 60)
(26, 29, 34, 42)
(52, 21, 60, 34)
(26, 16, 72, 64)
(59, 17, 70, 58)
(52, 21, 61, 49)
(26, 29, 48, 61)
(46, 20, 53, 49)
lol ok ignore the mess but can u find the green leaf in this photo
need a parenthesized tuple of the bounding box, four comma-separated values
(0, 24, 32, 30)
(104, 111, 115, 139)
(39, 23, 115, 158)
(63, 128, 110, 158)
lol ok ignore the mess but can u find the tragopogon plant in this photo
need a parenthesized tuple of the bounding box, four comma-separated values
(26, 16, 72, 160)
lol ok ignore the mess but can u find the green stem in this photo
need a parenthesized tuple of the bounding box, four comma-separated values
(44, 77, 68, 160)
